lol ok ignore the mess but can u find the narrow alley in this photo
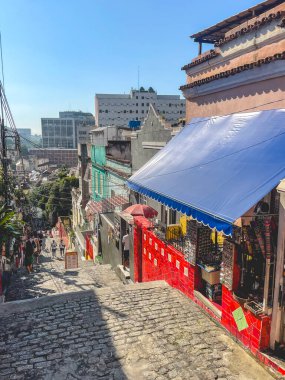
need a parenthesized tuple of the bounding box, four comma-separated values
(0, 244, 277, 380)
(5, 238, 123, 302)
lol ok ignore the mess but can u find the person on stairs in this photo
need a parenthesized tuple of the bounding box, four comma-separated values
(122, 229, 130, 271)
(59, 240, 65, 258)
(51, 240, 57, 259)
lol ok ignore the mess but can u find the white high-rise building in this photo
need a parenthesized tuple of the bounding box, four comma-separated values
(95, 87, 185, 127)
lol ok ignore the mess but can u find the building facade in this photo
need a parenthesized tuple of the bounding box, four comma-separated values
(95, 88, 185, 127)
(180, 1, 285, 121)
(126, 1, 285, 376)
(29, 148, 78, 168)
(89, 126, 126, 202)
(41, 111, 94, 149)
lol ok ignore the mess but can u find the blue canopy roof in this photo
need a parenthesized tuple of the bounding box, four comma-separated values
(127, 109, 285, 235)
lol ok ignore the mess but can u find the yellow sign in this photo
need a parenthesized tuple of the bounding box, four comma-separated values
(166, 224, 181, 240)
(179, 215, 192, 236)
(211, 231, 224, 245)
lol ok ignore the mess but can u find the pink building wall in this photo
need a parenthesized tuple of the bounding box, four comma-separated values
(182, 3, 285, 121)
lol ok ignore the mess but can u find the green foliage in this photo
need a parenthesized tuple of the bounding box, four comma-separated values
(0, 168, 18, 200)
(0, 204, 23, 247)
(28, 172, 79, 226)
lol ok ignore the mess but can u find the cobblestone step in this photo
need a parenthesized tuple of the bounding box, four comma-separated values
(5, 238, 124, 303)
(0, 281, 276, 380)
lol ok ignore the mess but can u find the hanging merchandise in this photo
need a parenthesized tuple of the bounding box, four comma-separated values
(184, 219, 198, 266)
(233, 209, 278, 314)
(252, 221, 266, 257)
(264, 218, 271, 258)
(220, 239, 235, 290)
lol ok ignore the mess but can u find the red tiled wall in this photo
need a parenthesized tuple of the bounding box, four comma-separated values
(138, 228, 196, 297)
(133, 223, 271, 351)
(221, 286, 271, 352)
(133, 221, 281, 374)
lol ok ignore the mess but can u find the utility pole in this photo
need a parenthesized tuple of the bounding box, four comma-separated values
(0, 85, 9, 204)
(0, 81, 21, 205)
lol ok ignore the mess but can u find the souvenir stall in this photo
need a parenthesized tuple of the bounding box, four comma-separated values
(218, 195, 279, 355)
(225, 199, 279, 316)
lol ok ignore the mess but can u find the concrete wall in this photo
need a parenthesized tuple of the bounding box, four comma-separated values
(106, 141, 131, 162)
(186, 75, 285, 120)
(100, 214, 122, 268)
(131, 105, 173, 173)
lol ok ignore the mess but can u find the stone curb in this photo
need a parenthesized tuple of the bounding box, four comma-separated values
(0, 280, 168, 316)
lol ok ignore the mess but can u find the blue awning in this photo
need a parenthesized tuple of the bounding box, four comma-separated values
(127, 109, 285, 236)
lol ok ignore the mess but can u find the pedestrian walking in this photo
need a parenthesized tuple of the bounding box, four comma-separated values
(1, 244, 12, 297)
(24, 237, 34, 274)
(41, 234, 46, 251)
(59, 240, 65, 258)
(33, 235, 40, 265)
(122, 229, 130, 271)
(51, 240, 57, 258)
(19, 240, 24, 267)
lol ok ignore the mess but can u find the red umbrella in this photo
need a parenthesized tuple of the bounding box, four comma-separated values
(124, 204, 158, 219)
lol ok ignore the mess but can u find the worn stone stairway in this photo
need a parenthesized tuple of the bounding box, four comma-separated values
(0, 280, 276, 380)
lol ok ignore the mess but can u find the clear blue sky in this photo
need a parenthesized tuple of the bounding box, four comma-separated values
(1, 0, 259, 133)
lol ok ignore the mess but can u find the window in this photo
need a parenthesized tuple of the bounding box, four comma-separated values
(142, 103, 144, 106)
(99, 110, 102, 113)
(169, 103, 171, 107)
(124, 110, 126, 113)
(136, 103, 138, 106)
(136, 96, 138, 99)
(146, 103, 149, 106)
(130, 110, 133, 113)
(105, 110, 108, 113)
(61, 126, 67, 136)
(168, 209, 177, 225)
(67, 126, 73, 136)
(99, 173, 103, 196)
(95, 172, 99, 193)
(136, 117, 138, 120)
(42, 126, 49, 137)
(161, 205, 167, 225)
(142, 96, 144, 99)
(49, 126, 55, 136)
(136, 110, 138, 113)
(180, 110, 183, 114)
(142, 110, 144, 113)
